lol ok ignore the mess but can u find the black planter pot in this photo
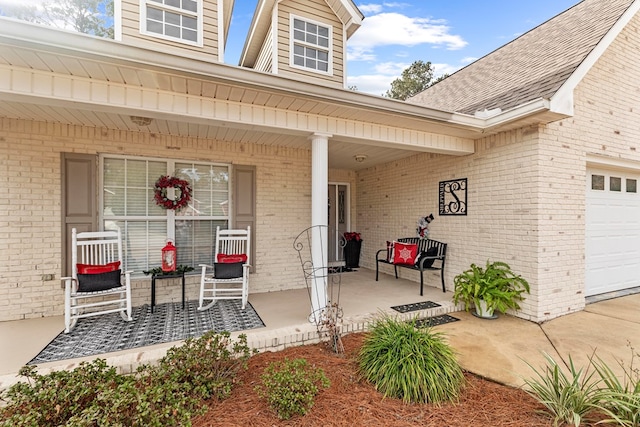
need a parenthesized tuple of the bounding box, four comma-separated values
(344, 240, 362, 268)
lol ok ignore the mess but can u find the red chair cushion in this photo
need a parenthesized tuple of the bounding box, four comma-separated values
(217, 254, 248, 263)
(77, 261, 121, 274)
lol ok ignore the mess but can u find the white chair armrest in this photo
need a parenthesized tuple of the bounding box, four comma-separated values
(61, 276, 78, 293)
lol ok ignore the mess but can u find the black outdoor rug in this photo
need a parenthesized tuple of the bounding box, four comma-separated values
(413, 314, 460, 327)
(29, 300, 265, 365)
(391, 300, 441, 313)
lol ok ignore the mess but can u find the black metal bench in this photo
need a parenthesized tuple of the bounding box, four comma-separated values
(375, 238, 447, 295)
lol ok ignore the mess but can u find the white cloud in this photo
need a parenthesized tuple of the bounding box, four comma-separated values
(357, 4, 383, 14)
(347, 48, 377, 61)
(372, 61, 408, 75)
(348, 12, 467, 62)
(347, 74, 395, 97)
(0, 0, 43, 6)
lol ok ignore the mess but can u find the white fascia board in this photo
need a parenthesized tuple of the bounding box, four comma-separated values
(482, 98, 554, 128)
(550, 0, 640, 116)
(218, 0, 224, 62)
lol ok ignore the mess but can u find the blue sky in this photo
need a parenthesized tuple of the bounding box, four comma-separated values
(0, 0, 581, 96)
(226, 0, 580, 95)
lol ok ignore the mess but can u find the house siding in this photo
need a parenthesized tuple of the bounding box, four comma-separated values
(0, 118, 339, 322)
(277, 0, 344, 87)
(254, 24, 274, 73)
(120, 0, 221, 62)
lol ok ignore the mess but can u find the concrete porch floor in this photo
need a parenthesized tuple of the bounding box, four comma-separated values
(2, 268, 640, 393)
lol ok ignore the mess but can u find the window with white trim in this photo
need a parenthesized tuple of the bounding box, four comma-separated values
(141, 0, 202, 46)
(291, 15, 332, 74)
(102, 155, 229, 275)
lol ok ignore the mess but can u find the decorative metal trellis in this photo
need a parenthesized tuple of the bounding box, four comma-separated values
(293, 225, 345, 353)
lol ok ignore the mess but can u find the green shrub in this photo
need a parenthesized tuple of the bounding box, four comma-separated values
(357, 315, 464, 404)
(523, 353, 603, 427)
(0, 331, 256, 426)
(256, 358, 330, 420)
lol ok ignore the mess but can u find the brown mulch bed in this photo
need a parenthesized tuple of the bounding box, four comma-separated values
(192, 333, 555, 427)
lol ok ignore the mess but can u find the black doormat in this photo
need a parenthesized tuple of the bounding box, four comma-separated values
(29, 300, 265, 365)
(413, 314, 460, 327)
(391, 301, 441, 313)
(328, 266, 355, 274)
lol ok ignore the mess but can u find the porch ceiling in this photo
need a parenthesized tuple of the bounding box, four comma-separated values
(0, 18, 566, 170)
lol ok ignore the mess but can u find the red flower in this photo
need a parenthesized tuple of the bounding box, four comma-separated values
(343, 232, 362, 242)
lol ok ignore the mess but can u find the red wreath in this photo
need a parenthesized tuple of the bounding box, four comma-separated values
(154, 175, 192, 211)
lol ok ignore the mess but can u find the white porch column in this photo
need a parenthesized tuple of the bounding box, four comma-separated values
(309, 132, 331, 322)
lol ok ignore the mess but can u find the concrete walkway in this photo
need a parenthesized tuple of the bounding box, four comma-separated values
(439, 293, 640, 387)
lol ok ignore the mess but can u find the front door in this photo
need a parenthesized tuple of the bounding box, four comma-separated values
(328, 183, 350, 263)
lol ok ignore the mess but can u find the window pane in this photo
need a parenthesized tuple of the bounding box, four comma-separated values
(294, 29, 304, 41)
(318, 26, 328, 37)
(166, 11, 180, 25)
(610, 177, 622, 192)
(592, 175, 604, 190)
(318, 50, 328, 61)
(307, 34, 317, 45)
(293, 18, 305, 30)
(183, 29, 197, 41)
(308, 23, 317, 35)
(183, 15, 197, 30)
(183, 0, 197, 12)
(318, 61, 328, 72)
(166, 0, 180, 8)
(166, 24, 180, 37)
(147, 6, 163, 21)
(319, 35, 329, 48)
(627, 179, 637, 193)
(175, 219, 228, 267)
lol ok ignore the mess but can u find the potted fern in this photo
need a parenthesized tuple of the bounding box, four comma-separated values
(452, 261, 530, 319)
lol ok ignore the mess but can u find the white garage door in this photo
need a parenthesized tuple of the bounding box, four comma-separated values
(585, 168, 640, 296)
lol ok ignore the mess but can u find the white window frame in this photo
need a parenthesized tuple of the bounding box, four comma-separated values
(289, 14, 333, 75)
(140, 0, 204, 47)
(100, 154, 231, 275)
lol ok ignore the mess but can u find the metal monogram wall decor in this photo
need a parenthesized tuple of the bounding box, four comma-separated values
(439, 178, 467, 216)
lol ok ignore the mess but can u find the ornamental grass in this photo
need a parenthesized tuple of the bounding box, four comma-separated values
(357, 315, 464, 404)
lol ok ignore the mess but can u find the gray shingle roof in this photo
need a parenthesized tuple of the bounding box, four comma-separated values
(408, 0, 635, 115)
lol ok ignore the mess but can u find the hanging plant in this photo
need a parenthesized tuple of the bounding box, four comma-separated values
(154, 175, 192, 211)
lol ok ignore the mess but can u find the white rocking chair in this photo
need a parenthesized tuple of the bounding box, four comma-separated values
(63, 228, 133, 333)
(198, 226, 251, 310)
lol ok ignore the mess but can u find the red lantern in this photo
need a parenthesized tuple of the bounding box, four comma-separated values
(161, 240, 177, 272)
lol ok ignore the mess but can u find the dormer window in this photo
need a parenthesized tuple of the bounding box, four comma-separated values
(141, 0, 203, 46)
(290, 15, 332, 74)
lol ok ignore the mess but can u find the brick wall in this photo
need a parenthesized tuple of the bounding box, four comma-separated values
(0, 119, 332, 321)
(356, 128, 543, 321)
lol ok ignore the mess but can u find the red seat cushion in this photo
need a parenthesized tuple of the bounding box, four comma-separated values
(393, 242, 418, 265)
(77, 261, 121, 274)
(217, 253, 248, 263)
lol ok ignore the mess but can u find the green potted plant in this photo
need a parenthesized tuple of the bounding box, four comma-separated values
(452, 261, 530, 319)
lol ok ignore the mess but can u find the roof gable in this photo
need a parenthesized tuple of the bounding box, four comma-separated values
(239, 0, 362, 67)
(409, 0, 637, 116)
